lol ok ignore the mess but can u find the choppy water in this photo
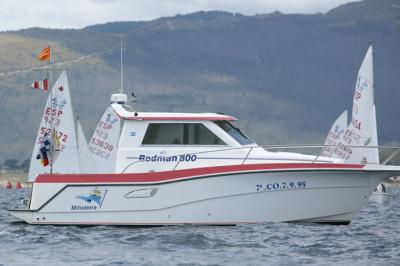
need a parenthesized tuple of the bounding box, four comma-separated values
(0, 187, 399, 266)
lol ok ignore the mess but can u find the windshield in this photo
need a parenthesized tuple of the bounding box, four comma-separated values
(122, 104, 134, 112)
(142, 123, 226, 145)
(214, 121, 254, 145)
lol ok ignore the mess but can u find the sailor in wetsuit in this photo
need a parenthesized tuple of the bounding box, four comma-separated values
(376, 183, 387, 193)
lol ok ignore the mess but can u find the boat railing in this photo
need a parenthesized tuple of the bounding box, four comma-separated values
(120, 144, 400, 173)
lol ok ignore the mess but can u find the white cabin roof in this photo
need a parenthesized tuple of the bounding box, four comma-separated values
(112, 104, 236, 121)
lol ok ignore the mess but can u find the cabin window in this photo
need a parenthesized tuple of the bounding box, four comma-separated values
(142, 123, 226, 145)
(214, 121, 253, 145)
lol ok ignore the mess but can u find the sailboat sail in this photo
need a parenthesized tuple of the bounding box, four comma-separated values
(368, 104, 379, 162)
(322, 46, 379, 164)
(88, 105, 121, 173)
(343, 46, 379, 164)
(28, 71, 80, 181)
(77, 118, 97, 174)
(321, 110, 348, 158)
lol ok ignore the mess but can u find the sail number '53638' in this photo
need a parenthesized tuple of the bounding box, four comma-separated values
(90, 137, 113, 151)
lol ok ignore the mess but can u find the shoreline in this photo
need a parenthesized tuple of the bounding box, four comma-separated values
(0, 172, 29, 188)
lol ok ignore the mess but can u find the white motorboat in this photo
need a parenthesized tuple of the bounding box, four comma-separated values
(10, 98, 400, 225)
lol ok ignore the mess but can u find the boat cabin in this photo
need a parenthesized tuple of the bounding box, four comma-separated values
(112, 104, 261, 173)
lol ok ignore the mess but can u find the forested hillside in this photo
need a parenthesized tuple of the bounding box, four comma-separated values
(0, 0, 400, 166)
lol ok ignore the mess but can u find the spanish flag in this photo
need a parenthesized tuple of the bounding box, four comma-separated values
(36, 132, 51, 166)
(38, 46, 51, 61)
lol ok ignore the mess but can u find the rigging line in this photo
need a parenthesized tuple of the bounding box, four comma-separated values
(0, 49, 114, 77)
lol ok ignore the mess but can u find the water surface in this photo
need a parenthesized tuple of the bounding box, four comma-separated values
(0, 187, 399, 265)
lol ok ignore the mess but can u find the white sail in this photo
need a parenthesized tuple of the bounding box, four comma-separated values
(321, 110, 348, 158)
(324, 46, 379, 164)
(369, 104, 379, 162)
(88, 105, 121, 173)
(77, 118, 97, 174)
(28, 71, 80, 181)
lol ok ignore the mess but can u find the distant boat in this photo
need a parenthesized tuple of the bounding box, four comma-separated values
(370, 183, 391, 203)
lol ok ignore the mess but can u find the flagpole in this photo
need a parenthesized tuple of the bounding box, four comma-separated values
(49, 43, 53, 174)
(120, 34, 123, 94)
(32, 44, 67, 178)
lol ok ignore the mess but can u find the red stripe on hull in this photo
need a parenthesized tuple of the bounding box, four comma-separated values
(35, 163, 364, 184)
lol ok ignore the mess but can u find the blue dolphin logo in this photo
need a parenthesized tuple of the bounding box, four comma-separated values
(77, 188, 107, 206)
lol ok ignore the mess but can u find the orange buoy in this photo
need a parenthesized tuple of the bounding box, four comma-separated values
(15, 182, 22, 189)
(5, 181, 12, 189)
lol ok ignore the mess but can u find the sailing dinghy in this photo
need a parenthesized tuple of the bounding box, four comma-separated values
(28, 71, 81, 181)
(87, 94, 125, 173)
(322, 46, 379, 164)
(321, 46, 390, 197)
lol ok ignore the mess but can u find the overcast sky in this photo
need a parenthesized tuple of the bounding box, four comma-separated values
(0, 0, 360, 32)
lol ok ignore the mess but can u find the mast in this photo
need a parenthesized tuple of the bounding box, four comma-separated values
(109, 34, 128, 104)
(120, 33, 123, 94)
(76, 116, 81, 172)
(30, 46, 75, 180)
(49, 43, 54, 174)
(371, 45, 375, 105)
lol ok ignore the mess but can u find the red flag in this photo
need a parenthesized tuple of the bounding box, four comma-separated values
(38, 46, 50, 61)
(31, 79, 49, 91)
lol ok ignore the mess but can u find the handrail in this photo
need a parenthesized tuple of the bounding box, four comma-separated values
(120, 144, 400, 173)
(382, 149, 400, 165)
(242, 147, 254, 165)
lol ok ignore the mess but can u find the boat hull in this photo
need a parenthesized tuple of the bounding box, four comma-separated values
(10, 164, 397, 225)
